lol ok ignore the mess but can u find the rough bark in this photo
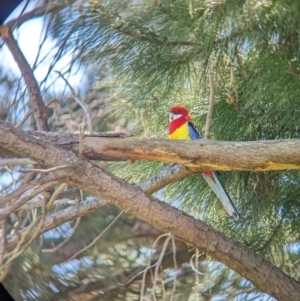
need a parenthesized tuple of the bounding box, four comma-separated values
(1, 130, 300, 172)
(83, 136, 300, 171)
(1, 121, 300, 300)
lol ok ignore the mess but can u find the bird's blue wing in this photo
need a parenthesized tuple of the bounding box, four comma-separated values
(188, 121, 201, 140)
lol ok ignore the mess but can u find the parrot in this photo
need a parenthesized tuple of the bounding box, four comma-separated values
(169, 105, 240, 220)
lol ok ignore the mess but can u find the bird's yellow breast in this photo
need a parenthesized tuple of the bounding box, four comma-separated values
(169, 122, 191, 140)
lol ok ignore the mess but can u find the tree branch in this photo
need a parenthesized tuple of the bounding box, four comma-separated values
(19, 188, 80, 210)
(0, 121, 300, 301)
(0, 179, 61, 217)
(2, 127, 300, 172)
(5, 2, 72, 29)
(64, 210, 124, 262)
(5, 197, 108, 253)
(83, 137, 300, 171)
(138, 164, 194, 194)
(0, 172, 63, 207)
(0, 26, 49, 131)
(0, 158, 36, 166)
(55, 71, 93, 134)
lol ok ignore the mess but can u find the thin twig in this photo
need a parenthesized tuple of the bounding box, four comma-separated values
(20, 197, 76, 210)
(19, 188, 80, 210)
(0, 158, 36, 166)
(47, 183, 68, 211)
(64, 210, 124, 262)
(3, 197, 108, 254)
(41, 217, 81, 253)
(15, 110, 32, 128)
(194, 249, 199, 301)
(118, 262, 158, 286)
(170, 235, 177, 300)
(204, 74, 215, 139)
(150, 235, 172, 300)
(140, 233, 170, 301)
(79, 125, 84, 156)
(55, 71, 76, 95)
(55, 71, 93, 134)
(0, 181, 60, 216)
(0, 173, 63, 207)
(230, 67, 239, 103)
(75, 96, 93, 134)
(255, 212, 287, 253)
(0, 219, 7, 266)
(160, 265, 166, 301)
(227, 287, 256, 300)
(5, 2, 70, 29)
(0, 215, 41, 279)
(18, 165, 70, 174)
(190, 252, 206, 276)
(11, 0, 31, 29)
(0, 202, 46, 281)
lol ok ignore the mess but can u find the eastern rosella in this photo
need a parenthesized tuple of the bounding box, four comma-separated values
(169, 105, 240, 220)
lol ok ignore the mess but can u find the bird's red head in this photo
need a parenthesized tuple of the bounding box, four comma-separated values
(170, 106, 191, 120)
(170, 105, 189, 116)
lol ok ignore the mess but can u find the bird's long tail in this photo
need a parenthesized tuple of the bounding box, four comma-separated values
(202, 171, 240, 220)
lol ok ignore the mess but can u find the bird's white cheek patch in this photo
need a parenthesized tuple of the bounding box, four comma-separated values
(169, 113, 182, 122)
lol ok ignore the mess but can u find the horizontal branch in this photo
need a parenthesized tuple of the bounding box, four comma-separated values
(83, 137, 300, 171)
(11, 130, 300, 172)
(0, 158, 36, 166)
(138, 164, 194, 194)
(17, 131, 300, 172)
(19, 188, 80, 210)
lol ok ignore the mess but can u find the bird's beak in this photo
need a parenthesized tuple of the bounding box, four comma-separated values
(170, 112, 184, 122)
(169, 112, 174, 122)
(187, 113, 192, 119)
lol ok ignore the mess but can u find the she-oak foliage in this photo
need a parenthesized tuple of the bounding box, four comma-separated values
(54, 0, 300, 277)
(4, 0, 300, 300)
